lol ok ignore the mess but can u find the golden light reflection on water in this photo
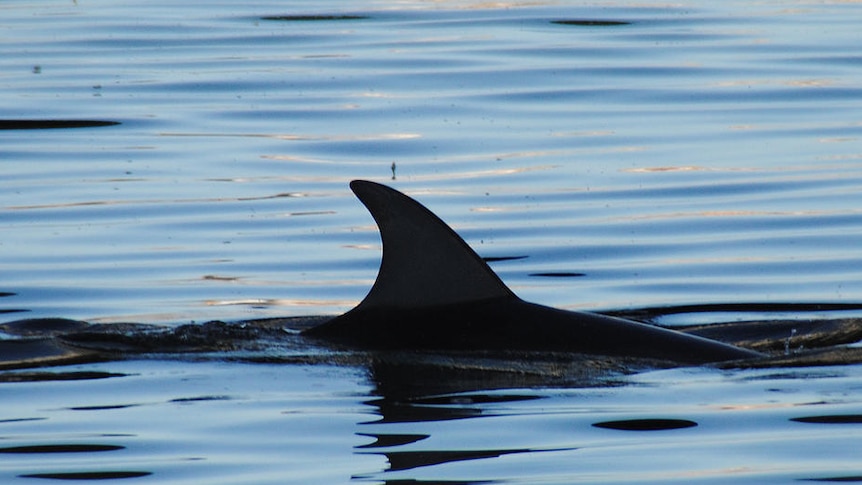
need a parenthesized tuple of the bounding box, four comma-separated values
(819, 137, 858, 143)
(712, 78, 834, 88)
(87, 313, 195, 324)
(396, 164, 560, 182)
(203, 298, 357, 308)
(87, 296, 359, 324)
(470, 206, 509, 213)
(161, 132, 421, 141)
(625, 165, 770, 173)
(343, 244, 380, 251)
(625, 166, 712, 173)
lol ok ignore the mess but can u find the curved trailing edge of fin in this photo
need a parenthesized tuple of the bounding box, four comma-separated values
(346, 179, 515, 310)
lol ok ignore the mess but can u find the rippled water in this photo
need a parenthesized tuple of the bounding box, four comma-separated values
(3, 361, 862, 484)
(3, 0, 862, 483)
(4, 0, 862, 324)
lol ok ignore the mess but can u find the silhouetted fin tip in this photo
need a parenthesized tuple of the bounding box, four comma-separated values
(347, 180, 515, 309)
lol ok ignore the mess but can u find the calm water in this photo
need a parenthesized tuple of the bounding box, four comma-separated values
(2, 360, 862, 484)
(3, 0, 862, 483)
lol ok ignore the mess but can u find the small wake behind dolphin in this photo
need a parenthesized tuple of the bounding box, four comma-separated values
(304, 180, 762, 364)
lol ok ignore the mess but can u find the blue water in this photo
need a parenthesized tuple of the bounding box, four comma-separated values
(3, 0, 862, 482)
(3, 361, 862, 484)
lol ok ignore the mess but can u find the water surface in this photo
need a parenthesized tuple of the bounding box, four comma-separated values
(3, 360, 862, 484)
(3, 0, 862, 483)
(3, 0, 862, 323)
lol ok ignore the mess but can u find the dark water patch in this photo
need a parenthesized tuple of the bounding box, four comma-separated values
(382, 480, 496, 485)
(592, 418, 698, 431)
(608, 302, 862, 322)
(482, 255, 528, 263)
(69, 404, 140, 411)
(683, 318, 862, 355)
(369, 448, 537, 472)
(529, 272, 585, 278)
(364, 398, 483, 424)
(802, 477, 862, 482)
(0, 339, 98, 371)
(19, 471, 151, 480)
(410, 394, 542, 406)
(0, 318, 90, 337)
(0, 120, 120, 130)
(0, 444, 124, 454)
(59, 320, 269, 353)
(0, 417, 46, 424)
(791, 55, 862, 67)
(169, 395, 231, 403)
(365, 356, 619, 409)
(739, 371, 844, 382)
(791, 415, 862, 424)
(356, 433, 429, 449)
(0, 371, 125, 383)
(552, 19, 630, 27)
(261, 15, 368, 21)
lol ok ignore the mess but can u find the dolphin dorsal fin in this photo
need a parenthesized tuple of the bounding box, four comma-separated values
(349, 180, 515, 309)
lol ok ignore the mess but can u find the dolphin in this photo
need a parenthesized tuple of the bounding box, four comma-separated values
(303, 180, 763, 364)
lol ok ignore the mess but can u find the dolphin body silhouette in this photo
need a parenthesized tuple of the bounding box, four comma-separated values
(304, 180, 762, 364)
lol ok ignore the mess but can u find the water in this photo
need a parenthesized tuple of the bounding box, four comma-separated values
(3, 361, 862, 484)
(4, 0, 862, 324)
(3, 0, 862, 482)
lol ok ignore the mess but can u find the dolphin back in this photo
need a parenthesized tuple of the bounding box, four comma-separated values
(305, 180, 762, 364)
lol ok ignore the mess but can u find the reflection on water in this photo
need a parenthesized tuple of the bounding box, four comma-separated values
(0, 120, 121, 130)
(1, 358, 862, 483)
(1, 307, 861, 481)
(591, 418, 698, 431)
(20, 471, 153, 480)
